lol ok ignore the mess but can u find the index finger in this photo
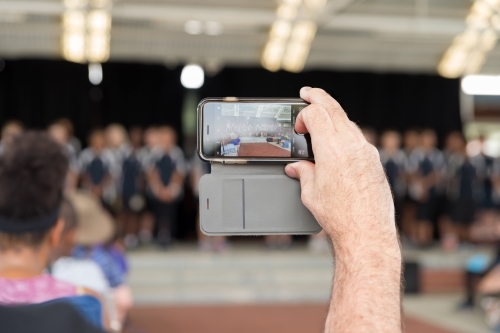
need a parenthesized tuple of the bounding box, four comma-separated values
(294, 103, 335, 162)
(300, 87, 351, 132)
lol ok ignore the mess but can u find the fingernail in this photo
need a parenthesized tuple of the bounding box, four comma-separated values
(285, 165, 297, 178)
(301, 86, 312, 91)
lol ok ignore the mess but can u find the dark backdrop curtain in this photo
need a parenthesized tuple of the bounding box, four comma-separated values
(0, 60, 460, 144)
(200, 67, 462, 144)
(0, 59, 184, 145)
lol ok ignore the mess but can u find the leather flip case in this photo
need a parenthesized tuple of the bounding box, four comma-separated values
(199, 163, 321, 235)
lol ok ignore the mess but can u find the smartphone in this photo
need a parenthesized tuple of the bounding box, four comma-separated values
(198, 98, 314, 163)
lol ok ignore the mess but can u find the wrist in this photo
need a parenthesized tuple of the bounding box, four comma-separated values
(332, 233, 401, 266)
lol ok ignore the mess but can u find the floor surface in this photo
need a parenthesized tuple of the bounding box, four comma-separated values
(128, 304, 461, 333)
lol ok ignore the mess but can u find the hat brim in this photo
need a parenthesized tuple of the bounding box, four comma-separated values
(67, 191, 115, 246)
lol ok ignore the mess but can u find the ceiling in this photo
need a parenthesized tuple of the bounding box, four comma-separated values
(0, 0, 499, 74)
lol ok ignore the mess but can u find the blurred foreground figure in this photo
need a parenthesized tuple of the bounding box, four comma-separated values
(0, 132, 97, 304)
(285, 88, 401, 332)
(66, 191, 132, 331)
(50, 193, 124, 331)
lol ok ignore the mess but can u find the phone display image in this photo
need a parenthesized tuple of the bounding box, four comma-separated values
(219, 103, 293, 157)
(200, 100, 313, 161)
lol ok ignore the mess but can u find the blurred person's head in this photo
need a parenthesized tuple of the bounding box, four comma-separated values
(55, 118, 75, 138)
(0, 132, 67, 271)
(157, 126, 177, 151)
(421, 129, 437, 150)
(129, 126, 143, 149)
(105, 123, 128, 149)
(47, 123, 69, 145)
(144, 126, 159, 149)
(445, 131, 466, 154)
(87, 128, 106, 152)
(380, 130, 401, 152)
(360, 127, 377, 146)
(51, 192, 114, 263)
(1, 120, 24, 146)
(403, 129, 420, 151)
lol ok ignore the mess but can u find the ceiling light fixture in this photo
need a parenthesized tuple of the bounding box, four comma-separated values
(438, 0, 500, 78)
(61, 0, 112, 64)
(181, 64, 204, 89)
(184, 20, 203, 35)
(304, 0, 327, 10)
(461, 75, 500, 95)
(88, 63, 103, 85)
(282, 20, 317, 72)
(276, 4, 298, 21)
(261, 0, 322, 72)
(205, 21, 223, 36)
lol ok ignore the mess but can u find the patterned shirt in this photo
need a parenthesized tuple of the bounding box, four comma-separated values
(0, 274, 77, 305)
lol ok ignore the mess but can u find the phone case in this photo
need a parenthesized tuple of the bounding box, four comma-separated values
(199, 163, 322, 235)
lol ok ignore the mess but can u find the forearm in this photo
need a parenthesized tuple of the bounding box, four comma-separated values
(326, 234, 403, 333)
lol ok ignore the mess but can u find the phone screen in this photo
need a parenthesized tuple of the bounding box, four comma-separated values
(201, 102, 313, 160)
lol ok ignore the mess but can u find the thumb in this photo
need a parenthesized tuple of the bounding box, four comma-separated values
(285, 161, 315, 190)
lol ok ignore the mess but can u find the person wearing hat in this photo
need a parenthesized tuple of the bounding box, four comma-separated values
(50, 192, 121, 331)
(68, 191, 133, 330)
(50, 193, 114, 297)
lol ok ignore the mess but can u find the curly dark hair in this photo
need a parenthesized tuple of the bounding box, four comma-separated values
(0, 131, 68, 249)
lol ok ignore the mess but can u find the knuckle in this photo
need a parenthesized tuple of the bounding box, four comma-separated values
(301, 189, 313, 208)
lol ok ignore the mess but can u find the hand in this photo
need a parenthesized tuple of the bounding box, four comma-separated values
(286, 87, 402, 333)
(285, 87, 398, 254)
(146, 168, 161, 184)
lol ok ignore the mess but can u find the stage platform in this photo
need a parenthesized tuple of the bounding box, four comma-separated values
(128, 242, 495, 304)
(127, 242, 494, 333)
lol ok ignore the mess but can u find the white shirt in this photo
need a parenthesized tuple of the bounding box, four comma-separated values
(52, 257, 110, 296)
(222, 143, 238, 156)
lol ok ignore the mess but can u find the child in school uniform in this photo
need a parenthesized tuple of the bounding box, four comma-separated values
(78, 129, 119, 208)
(143, 126, 185, 248)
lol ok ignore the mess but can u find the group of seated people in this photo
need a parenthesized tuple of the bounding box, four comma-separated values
(0, 132, 130, 332)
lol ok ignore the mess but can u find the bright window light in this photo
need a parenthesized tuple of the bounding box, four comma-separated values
(88, 63, 103, 85)
(461, 75, 500, 95)
(180, 64, 204, 89)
